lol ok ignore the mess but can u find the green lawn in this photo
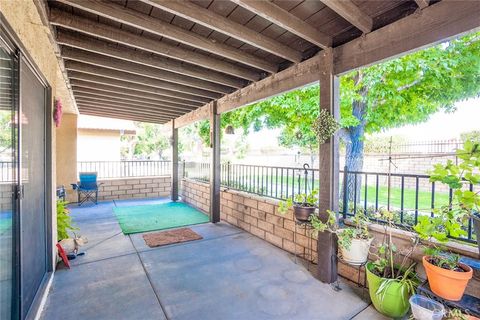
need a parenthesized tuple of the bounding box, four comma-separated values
(221, 173, 450, 211)
(359, 185, 450, 211)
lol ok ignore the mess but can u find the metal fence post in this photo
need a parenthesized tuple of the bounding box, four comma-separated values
(227, 161, 231, 187)
(342, 165, 348, 219)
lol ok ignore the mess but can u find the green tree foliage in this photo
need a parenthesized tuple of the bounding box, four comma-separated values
(200, 32, 479, 176)
(121, 123, 169, 159)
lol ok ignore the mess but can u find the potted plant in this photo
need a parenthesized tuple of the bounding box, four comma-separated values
(278, 189, 318, 221)
(337, 212, 373, 265)
(366, 209, 420, 318)
(310, 211, 373, 265)
(57, 199, 77, 241)
(412, 140, 478, 301)
(426, 140, 480, 254)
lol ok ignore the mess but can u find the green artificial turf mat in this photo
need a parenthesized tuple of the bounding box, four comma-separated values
(113, 202, 209, 234)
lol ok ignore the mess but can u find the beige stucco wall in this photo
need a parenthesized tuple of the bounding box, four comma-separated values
(2, 0, 77, 267)
(56, 114, 78, 202)
(77, 129, 121, 161)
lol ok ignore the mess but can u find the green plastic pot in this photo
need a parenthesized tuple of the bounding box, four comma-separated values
(365, 262, 412, 318)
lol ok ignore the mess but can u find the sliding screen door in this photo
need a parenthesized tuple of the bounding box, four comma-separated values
(19, 58, 47, 319)
(0, 37, 18, 320)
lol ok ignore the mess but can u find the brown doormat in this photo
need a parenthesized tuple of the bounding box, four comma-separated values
(142, 228, 203, 248)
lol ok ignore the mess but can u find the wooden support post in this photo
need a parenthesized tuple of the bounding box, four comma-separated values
(317, 49, 340, 284)
(171, 120, 179, 201)
(210, 101, 221, 223)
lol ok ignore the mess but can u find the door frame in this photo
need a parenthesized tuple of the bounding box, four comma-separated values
(0, 13, 54, 320)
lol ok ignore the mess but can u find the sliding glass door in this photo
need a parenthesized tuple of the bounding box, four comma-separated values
(0, 22, 50, 320)
(0, 36, 18, 320)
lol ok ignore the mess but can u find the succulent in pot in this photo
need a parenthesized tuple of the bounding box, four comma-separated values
(278, 189, 318, 221)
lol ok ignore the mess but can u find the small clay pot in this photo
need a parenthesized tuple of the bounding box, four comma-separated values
(293, 204, 316, 221)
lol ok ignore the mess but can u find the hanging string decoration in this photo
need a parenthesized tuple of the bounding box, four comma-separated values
(312, 109, 340, 144)
(53, 98, 63, 127)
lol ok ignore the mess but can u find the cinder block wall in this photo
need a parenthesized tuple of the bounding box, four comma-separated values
(181, 178, 318, 262)
(181, 178, 479, 297)
(97, 176, 171, 201)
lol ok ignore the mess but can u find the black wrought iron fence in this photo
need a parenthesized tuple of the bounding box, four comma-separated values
(341, 167, 477, 244)
(183, 161, 319, 199)
(77, 160, 171, 179)
(183, 161, 477, 244)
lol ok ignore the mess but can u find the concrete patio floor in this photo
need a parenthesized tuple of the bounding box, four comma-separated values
(40, 198, 385, 320)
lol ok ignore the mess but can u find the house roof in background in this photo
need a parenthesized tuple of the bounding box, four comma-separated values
(78, 114, 136, 134)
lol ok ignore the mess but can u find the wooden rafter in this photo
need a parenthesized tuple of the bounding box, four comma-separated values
(75, 98, 182, 117)
(230, 0, 332, 49)
(72, 90, 193, 113)
(70, 79, 202, 108)
(77, 107, 169, 123)
(319, 0, 373, 33)
(55, 0, 278, 73)
(61, 47, 230, 95)
(64, 60, 219, 101)
(67, 71, 210, 104)
(49, 8, 260, 81)
(71, 87, 196, 112)
(141, 0, 302, 63)
(56, 30, 246, 89)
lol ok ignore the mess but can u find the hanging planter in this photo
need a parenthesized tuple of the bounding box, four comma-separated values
(53, 98, 63, 127)
(312, 109, 340, 144)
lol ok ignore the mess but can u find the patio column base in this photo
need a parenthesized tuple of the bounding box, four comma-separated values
(317, 231, 338, 284)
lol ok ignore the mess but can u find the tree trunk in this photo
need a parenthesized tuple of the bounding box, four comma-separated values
(342, 90, 368, 210)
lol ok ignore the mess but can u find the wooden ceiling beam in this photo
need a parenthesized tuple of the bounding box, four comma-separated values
(65, 61, 217, 102)
(61, 46, 229, 95)
(55, 0, 278, 73)
(69, 79, 201, 108)
(77, 104, 174, 119)
(71, 87, 195, 112)
(77, 107, 169, 123)
(72, 90, 193, 113)
(49, 8, 261, 81)
(230, 0, 332, 49)
(75, 98, 183, 117)
(334, 0, 480, 74)
(57, 30, 248, 89)
(67, 71, 210, 104)
(319, 0, 373, 33)
(141, 0, 302, 63)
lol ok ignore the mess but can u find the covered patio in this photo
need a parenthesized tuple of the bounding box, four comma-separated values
(1, 0, 479, 319)
(40, 199, 372, 320)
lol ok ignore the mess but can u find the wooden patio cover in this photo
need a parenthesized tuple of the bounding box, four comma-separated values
(41, 0, 480, 125)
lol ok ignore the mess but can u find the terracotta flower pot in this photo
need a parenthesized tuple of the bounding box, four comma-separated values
(422, 256, 473, 301)
(293, 204, 315, 222)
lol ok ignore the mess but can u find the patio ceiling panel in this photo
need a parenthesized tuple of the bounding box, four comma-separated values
(75, 99, 184, 118)
(71, 91, 195, 113)
(71, 88, 197, 112)
(60, 47, 233, 95)
(69, 80, 203, 108)
(45, 0, 477, 124)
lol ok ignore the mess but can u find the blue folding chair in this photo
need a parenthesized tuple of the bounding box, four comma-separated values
(71, 172, 102, 206)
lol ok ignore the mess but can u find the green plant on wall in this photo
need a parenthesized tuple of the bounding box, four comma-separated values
(57, 200, 77, 241)
(414, 140, 480, 242)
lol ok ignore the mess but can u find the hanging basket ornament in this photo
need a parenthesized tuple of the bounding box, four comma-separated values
(312, 109, 340, 144)
(53, 98, 63, 127)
